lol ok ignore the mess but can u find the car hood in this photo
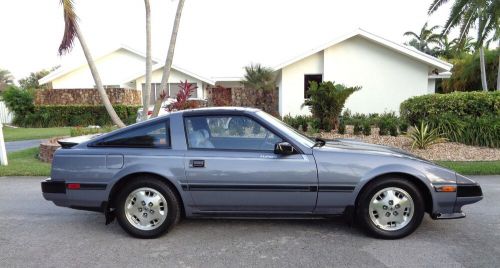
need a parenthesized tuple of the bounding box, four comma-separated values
(316, 138, 433, 163)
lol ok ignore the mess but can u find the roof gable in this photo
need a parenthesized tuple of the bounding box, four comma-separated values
(273, 28, 452, 71)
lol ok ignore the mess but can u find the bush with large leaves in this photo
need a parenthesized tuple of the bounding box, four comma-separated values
(302, 81, 360, 130)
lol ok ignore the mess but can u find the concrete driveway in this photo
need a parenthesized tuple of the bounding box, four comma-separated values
(0, 176, 498, 267)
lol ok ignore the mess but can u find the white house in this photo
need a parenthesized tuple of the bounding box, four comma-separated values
(39, 45, 215, 104)
(215, 29, 452, 116)
(39, 29, 452, 115)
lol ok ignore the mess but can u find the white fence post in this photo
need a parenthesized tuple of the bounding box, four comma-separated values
(0, 123, 7, 166)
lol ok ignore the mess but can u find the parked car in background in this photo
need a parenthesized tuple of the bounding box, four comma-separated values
(42, 107, 482, 239)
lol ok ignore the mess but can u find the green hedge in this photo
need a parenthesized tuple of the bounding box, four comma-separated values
(15, 105, 140, 127)
(400, 91, 500, 125)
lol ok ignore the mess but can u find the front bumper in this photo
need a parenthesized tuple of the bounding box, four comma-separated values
(432, 183, 483, 220)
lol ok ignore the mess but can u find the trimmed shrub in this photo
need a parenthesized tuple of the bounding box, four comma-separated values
(338, 120, 346, 134)
(353, 119, 362, 135)
(400, 91, 500, 125)
(14, 105, 140, 127)
(377, 112, 399, 136)
(362, 120, 371, 136)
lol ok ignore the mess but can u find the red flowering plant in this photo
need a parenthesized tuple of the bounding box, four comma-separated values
(167, 80, 200, 111)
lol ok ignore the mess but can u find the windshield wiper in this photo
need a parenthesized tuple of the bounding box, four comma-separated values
(312, 137, 326, 148)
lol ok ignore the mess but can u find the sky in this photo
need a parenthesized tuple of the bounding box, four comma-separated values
(0, 0, 457, 82)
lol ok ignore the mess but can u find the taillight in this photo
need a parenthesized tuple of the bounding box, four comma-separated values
(67, 183, 81, 190)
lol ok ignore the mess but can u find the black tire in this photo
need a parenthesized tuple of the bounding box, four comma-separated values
(115, 176, 181, 239)
(356, 177, 425, 239)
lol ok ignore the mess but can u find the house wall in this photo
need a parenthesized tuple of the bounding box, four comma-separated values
(427, 79, 436, 93)
(51, 49, 147, 89)
(279, 36, 430, 116)
(134, 68, 206, 98)
(323, 36, 429, 114)
(280, 52, 324, 116)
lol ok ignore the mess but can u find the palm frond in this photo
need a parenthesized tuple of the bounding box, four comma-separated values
(58, 0, 79, 55)
(428, 0, 449, 15)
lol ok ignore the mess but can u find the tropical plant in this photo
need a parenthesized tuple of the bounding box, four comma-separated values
(152, 0, 186, 117)
(0, 68, 14, 91)
(404, 22, 442, 56)
(377, 112, 399, 136)
(353, 119, 362, 135)
(302, 81, 360, 130)
(440, 48, 499, 92)
(407, 122, 447, 149)
(242, 63, 276, 91)
(58, 0, 126, 127)
(428, 0, 499, 91)
(167, 80, 199, 111)
(2, 86, 35, 125)
(141, 0, 152, 121)
(18, 69, 51, 90)
(337, 120, 346, 134)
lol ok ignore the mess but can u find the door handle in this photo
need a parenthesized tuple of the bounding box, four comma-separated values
(190, 160, 205, 168)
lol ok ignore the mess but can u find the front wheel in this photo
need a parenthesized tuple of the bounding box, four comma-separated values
(115, 177, 180, 238)
(357, 177, 425, 239)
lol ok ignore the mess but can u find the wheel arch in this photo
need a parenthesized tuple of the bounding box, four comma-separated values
(108, 172, 186, 218)
(354, 172, 433, 214)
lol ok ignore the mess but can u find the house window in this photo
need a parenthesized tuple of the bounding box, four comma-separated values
(142, 82, 198, 104)
(304, 74, 322, 98)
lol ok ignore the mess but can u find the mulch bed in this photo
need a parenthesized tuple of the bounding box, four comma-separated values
(314, 126, 500, 161)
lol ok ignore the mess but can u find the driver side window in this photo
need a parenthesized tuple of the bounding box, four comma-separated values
(184, 115, 282, 151)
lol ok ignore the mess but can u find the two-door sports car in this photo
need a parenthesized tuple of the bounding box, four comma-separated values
(42, 107, 483, 239)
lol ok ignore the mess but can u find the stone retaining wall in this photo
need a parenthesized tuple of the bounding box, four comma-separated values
(35, 88, 142, 105)
(207, 86, 279, 116)
(39, 137, 63, 163)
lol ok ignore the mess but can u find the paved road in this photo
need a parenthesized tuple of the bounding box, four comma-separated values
(5, 139, 43, 152)
(0, 176, 498, 268)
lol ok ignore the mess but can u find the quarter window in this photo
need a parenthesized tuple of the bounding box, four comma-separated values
(95, 121, 170, 148)
(184, 115, 282, 151)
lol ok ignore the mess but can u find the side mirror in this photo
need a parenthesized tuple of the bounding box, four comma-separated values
(274, 141, 295, 155)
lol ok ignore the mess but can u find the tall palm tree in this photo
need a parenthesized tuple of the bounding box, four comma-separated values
(428, 0, 499, 91)
(404, 22, 442, 55)
(0, 69, 13, 91)
(58, 0, 126, 127)
(142, 0, 152, 120)
(242, 64, 276, 90)
(151, 0, 185, 118)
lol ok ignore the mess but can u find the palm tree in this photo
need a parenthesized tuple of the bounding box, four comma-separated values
(404, 23, 442, 56)
(151, 0, 185, 118)
(0, 69, 13, 91)
(242, 64, 276, 90)
(141, 0, 152, 120)
(58, 0, 126, 127)
(428, 0, 499, 91)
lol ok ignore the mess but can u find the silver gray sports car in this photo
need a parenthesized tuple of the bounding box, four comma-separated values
(41, 107, 482, 239)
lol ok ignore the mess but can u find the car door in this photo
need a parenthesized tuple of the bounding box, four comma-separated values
(183, 114, 318, 213)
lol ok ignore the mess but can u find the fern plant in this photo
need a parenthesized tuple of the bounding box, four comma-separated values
(406, 122, 447, 149)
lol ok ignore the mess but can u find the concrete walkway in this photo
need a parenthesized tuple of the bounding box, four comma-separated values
(5, 139, 43, 152)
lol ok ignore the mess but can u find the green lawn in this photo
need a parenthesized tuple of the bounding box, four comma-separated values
(3, 127, 70, 142)
(437, 161, 500, 175)
(0, 147, 50, 176)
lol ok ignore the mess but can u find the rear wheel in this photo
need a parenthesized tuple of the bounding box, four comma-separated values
(115, 177, 180, 238)
(357, 177, 425, 239)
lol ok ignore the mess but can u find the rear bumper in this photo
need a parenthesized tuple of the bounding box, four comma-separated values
(41, 178, 108, 212)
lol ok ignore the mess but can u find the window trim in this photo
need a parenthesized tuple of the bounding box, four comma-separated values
(182, 113, 293, 153)
(88, 119, 171, 149)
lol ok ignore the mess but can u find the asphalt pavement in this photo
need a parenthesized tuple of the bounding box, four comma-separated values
(0, 176, 499, 267)
(5, 139, 43, 152)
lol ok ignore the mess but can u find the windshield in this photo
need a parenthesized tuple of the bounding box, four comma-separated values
(257, 111, 315, 148)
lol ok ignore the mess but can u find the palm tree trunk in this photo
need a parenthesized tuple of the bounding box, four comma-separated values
(479, 46, 488, 91)
(75, 26, 126, 128)
(142, 0, 152, 120)
(497, 41, 500, 91)
(151, 0, 185, 117)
